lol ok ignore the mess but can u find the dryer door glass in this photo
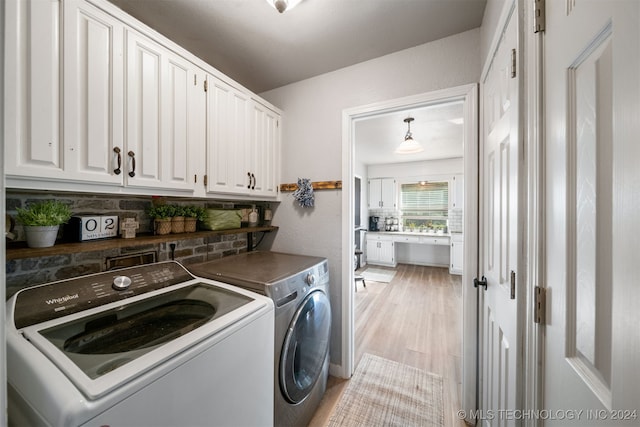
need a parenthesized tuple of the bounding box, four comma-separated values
(280, 290, 331, 403)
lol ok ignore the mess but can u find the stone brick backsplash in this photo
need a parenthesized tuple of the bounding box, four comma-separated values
(5, 191, 272, 298)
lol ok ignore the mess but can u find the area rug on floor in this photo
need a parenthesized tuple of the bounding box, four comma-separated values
(327, 353, 444, 427)
(361, 268, 396, 283)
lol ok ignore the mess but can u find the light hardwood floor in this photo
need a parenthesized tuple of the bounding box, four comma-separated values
(308, 264, 466, 427)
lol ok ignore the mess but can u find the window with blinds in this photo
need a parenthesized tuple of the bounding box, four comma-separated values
(400, 182, 449, 226)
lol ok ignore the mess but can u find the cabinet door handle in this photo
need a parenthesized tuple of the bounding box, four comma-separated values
(251, 173, 256, 190)
(113, 147, 122, 175)
(247, 172, 252, 189)
(128, 151, 136, 177)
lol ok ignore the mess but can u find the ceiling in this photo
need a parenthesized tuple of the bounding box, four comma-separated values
(355, 100, 464, 165)
(107, 0, 487, 94)
(107, 0, 484, 164)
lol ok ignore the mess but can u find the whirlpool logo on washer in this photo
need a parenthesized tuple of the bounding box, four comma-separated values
(45, 293, 79, 305)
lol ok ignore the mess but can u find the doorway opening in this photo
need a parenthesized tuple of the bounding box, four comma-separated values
(340, 84, 479, 416)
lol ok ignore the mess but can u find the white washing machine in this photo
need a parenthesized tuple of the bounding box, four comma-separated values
(6, 261, 274, 427)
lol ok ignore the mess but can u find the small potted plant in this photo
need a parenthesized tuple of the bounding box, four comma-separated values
(148, 204, 174, 235)
(170, 205, 186, 234)
(183, 206, 206, 233)
(16, 200, 72, 248)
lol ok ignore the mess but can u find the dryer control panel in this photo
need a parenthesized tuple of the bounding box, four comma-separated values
(12, 262, 194, 329)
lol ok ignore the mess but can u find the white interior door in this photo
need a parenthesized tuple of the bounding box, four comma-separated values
(479, 6, 521, 426)
(543, 1, 640, 424)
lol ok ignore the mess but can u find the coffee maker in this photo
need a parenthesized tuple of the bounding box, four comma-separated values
(369, 216, 380, 231)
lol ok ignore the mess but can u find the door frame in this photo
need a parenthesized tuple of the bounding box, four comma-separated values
(340, 83, 479, 415)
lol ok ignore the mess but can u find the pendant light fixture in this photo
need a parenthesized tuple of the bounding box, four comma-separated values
(395, 117, 424, 154)
(267, 0, 303, 13)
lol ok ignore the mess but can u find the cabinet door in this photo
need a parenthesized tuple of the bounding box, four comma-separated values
(449, 240, 464, 274)
(380, 178, 396, 208)
(162, 52, 196, 191)
(366, 238, 380, 263)
(368, 179, 382, 208)
(63, 0, 124, 185)
(206, 77, 250, 195)
(190, 67, 208, 197)
(450, 174, 464, 209)
(5, 0, 63, 179)
(125, 29, 164, 188)
(379, 240, 395, 264)
(249, 100, 280, 197)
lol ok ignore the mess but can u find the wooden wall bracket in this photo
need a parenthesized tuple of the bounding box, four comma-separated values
(279, 180, 342, 192)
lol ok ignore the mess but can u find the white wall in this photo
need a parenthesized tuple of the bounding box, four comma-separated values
(261, 29, 481, 367)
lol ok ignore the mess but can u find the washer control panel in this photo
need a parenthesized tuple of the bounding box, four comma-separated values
(12, 262, 194, 329)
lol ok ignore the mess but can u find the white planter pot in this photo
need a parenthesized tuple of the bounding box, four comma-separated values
(24, 225, 60, 248)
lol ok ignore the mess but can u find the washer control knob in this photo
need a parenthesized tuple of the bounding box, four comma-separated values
(305, 273, 316, 286)
(112, 276, 132, 291)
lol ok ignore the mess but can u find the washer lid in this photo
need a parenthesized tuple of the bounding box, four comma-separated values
(20, 280, 265, 400)
(189, 251, 326, 291)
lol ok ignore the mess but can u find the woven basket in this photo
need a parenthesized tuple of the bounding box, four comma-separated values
(154, 218, 172, 235)
(184, 217, 197, 232)
(171, 216, 185, 234)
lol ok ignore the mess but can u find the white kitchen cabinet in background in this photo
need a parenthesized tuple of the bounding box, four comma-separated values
(450, 233, 463, 275)
(368, 178, 396, 209)
(366, 234, 396, 267)
(450, 174, 464, 210)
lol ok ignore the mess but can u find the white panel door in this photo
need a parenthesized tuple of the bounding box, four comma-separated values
(543, 1, 640, 423)
(63, 0, 123, 185)
(162, 53, 195, 192)
(5, 0, 63, 179)
(368, 179, 382, 208)
(125, 29, 163, 188)
(206, 77, 250, 195)
(249, 100, 279, 197)
(479, 7, 520, 426)
(380, 178, 396, 209)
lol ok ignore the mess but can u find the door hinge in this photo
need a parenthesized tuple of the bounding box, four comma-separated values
(533, 0, 546, 33)
(204, 79, 208, 92)
(511, 48, 517, 78)
(510, 270, 516, 299)
(534, 286, 546, 324)
(203, 174, 208, 186)
(194, 74, 197, 86)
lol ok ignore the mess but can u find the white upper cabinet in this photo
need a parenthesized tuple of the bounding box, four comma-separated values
(206, 76, 281, 199)
(368, 178, 396, 209)
(63, 0, 124, 185)
(449, 174, 464, 210)
(5, 0, 64, 180)
(4, 0, 280, 199)
(124, 29, 164, 189)
(206, 76, 250, 195)
(162, 52, 199, 191)
(249, 100, 280, 198)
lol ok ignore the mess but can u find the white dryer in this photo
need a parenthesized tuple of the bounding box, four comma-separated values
(6, 261, 274, 426)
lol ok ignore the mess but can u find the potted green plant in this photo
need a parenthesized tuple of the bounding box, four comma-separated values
(16, 200, 72, 248)
(148, 204, 174, 235)
(183, 206, 206, 232)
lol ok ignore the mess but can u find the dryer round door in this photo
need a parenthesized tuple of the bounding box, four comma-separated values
(280, 289, 331, 404)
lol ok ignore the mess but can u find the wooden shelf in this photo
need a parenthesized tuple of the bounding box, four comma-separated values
(6, 226, 278, 260)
